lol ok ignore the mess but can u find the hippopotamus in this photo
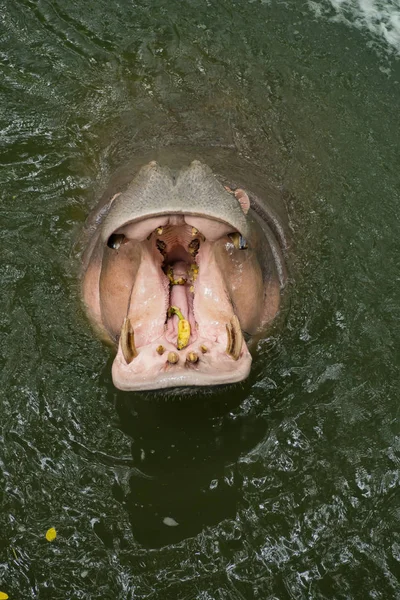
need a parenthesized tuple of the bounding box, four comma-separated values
(80, 147, 288, 391)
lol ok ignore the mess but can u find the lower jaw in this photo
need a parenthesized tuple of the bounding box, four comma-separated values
(112, 357, 251, 391)
(111, 343, 252, 391)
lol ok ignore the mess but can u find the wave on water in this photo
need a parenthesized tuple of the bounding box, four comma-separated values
(308, 0, 400, 56)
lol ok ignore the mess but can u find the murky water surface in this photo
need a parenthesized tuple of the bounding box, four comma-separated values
(1, 0, 400, 598)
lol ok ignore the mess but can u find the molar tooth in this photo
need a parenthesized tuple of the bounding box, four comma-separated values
(188, 238, 200, 256)
(167, 351, 179, 364)
(191, 227, 205, 241)
(156, 345, 165, 355)
(226, 315, 243, 360)
(156, 239, 166, 257)
(156, 226, 163, 235)
(186, 351, 199, 364)
(120, 318, 138, 364)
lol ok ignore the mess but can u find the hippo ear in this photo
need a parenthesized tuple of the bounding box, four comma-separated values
(234, 189, 250, 215)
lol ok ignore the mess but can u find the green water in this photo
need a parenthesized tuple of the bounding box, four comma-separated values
(1, 0, 400, 598)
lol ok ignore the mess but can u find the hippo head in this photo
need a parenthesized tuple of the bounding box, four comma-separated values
(81, 158, 286, 391)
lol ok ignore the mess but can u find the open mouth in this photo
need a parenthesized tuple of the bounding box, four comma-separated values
(104, 213, 252, 390)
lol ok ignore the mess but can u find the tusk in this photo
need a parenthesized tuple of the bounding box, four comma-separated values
(120, 318, 138, 364)
(226, 315, 243, 360)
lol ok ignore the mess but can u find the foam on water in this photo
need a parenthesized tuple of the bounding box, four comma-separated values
(308, 0, 400, 55)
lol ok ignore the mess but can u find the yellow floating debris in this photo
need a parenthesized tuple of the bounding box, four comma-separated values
(45, 527, 57, 542)
(168, 306, 191, 350)
(177, 320, 190, 350)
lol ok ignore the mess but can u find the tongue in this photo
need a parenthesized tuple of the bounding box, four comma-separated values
(165, 261, 196, 345)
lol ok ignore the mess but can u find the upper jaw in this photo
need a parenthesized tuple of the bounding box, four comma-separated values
(100, 160, 251, 244)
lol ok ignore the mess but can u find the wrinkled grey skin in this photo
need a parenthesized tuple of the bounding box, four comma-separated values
(101, 160, 251, 244)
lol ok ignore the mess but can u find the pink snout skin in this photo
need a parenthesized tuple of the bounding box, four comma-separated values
(112, 337, 252, 391)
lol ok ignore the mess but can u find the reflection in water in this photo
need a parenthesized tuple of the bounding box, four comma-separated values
(113, 385, 266, 547)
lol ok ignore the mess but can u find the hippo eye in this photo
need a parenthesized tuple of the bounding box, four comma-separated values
(228, 233, 248, 250)
(107, 233, 126, 250)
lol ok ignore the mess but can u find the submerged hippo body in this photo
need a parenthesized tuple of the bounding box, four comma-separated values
(81, 147, 288, 391)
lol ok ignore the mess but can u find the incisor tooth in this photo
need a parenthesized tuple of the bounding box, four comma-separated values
(156, 345, 165, 355)
(226, 315, 243, 360)
(186, 351, 198, 364)
(120, 318, 138, 364)
(167, 351, 179, 364)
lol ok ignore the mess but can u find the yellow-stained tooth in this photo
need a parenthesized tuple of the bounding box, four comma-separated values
(167, 351, 179, 364)
(189, 263, 199, 281)
(188, 239, 200, 256)
(225, 315, 243, 360)
(121, 318, 138, 364)
(186, 351, 198, 363)
(168, 306, 191, 350)
(191, 227, 205, 241)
